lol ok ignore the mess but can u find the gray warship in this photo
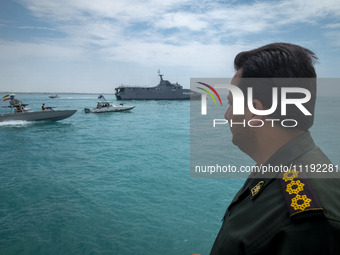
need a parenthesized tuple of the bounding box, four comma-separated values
(115, 72, 198, 100)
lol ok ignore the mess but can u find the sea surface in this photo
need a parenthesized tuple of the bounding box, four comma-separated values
(0, 93, 339, 255)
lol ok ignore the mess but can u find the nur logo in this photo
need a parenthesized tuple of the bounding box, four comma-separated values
(197, 82, 312, 117)
(196, 82, 223, 115)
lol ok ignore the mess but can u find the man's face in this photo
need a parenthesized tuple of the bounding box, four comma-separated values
(224, 69, 257, 156)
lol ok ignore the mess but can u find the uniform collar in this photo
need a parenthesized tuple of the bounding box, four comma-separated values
(246, 131, 316, 194)
(264, 131, 316, 166)
(227, 132, 316, 211)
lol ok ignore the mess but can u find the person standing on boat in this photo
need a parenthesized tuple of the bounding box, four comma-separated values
(42, 103, 46, 110)
(210, 43, 340, 255)
(15, 106, 22, 112)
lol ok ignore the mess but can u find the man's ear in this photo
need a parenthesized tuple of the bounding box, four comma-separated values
(246, 99, 266, 117)
(245, 99, 266, 127)
(251, 99, 266, 118)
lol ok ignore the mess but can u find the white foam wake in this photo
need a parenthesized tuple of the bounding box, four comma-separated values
(0, 120, 30, 126)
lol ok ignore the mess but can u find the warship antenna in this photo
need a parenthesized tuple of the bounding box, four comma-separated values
(157, 69, 163, 81)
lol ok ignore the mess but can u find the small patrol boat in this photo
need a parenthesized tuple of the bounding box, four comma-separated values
(0, 94, 77, 122)
(84, 94, 135, 113)
(49, 94, 60, 99)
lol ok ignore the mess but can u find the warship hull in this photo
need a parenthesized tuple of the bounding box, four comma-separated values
(115, 87, 192, 100)
(115, 73, 199, 100)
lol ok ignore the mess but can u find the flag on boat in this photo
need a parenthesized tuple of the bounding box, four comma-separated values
(98, 94, 103, 99)
(2, 94, 10, 101)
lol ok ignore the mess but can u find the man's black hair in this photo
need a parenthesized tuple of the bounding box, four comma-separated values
(234, 42, 318, 131)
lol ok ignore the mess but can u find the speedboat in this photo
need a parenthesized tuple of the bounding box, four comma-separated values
(0, 94, 77, 122)
(84, 94, 135, 113)
(49, 94, 60, 99)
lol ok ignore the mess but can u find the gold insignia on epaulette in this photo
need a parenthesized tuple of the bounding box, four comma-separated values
(251, 181, 264, 197)
(286, 180, 304, 195)
(280, 168, 323, 217)
(283, 168, 299, 182)
(291, 194, 312, 211)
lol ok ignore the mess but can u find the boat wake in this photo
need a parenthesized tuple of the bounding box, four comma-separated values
(0, 120, 31, 127)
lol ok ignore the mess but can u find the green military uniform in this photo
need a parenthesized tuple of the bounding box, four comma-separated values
(210, 132, 340, 255)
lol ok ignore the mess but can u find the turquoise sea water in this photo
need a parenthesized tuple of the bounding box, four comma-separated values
(0, 93, 339, 255)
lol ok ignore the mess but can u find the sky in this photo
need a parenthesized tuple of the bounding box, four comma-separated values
(0, 0, 340, 93)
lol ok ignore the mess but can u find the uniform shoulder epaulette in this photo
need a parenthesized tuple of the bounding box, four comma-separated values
(280, 168, 324, 218)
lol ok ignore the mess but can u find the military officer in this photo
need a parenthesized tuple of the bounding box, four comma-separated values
(210, 43, 340, 254)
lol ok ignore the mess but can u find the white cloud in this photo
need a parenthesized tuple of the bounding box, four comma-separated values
(18, 0, 340, 45)
(11, 0, 340, 60)
(324, 23, 340, 29)
(2, 0, 340, 92)
(0, 39, 85, 61)
(99, 40, 245, 70)
(324, 31, 340, 47)
(155, 12, 208, 31)
(16, 26, 57, 31)
(20, 0, 189, 22)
